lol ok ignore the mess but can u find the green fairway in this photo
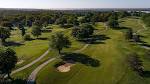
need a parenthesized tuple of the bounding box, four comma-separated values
(36, 19, 150, 84)
(3, 16, 150, 84)
(119, 17, 143, 32)
(11, 25, 85, 79)
(6, 25, 84, 69)
(1, 5, 150, 84)
(7, 28, 49, 68)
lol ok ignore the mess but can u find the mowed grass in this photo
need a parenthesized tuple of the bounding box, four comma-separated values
(7, 25, 84, 69)
(12, 50, 58, 79)
(12, 25, 85, 78)
(119, 17, 143, 32)
(7, 28, 49, 68)
(36, 20, 150, 84)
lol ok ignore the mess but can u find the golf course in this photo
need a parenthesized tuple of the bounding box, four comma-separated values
(0, 8, 150, 84)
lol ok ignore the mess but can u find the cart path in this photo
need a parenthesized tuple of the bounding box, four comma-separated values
(4, 49, 50, 78)
(27, 44, 89, 83)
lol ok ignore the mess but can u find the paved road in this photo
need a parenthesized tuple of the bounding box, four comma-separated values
(5, 49, 50, 78)
(27, 44, 89, 83)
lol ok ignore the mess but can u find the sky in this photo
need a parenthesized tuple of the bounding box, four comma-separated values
(0, 0, 149, 9)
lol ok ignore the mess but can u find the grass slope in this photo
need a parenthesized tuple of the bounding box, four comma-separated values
(36, 20, 150, 84)
(12, 25, 85, 79)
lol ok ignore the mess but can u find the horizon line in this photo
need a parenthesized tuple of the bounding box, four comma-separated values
(0, 7, 150, 10)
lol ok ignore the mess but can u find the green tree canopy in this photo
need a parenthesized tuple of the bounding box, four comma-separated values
(124, 28, 133, 40)
(107, 12, 120, 28)
(49, 32, 71, 54)
(31, 25, 42, 38)
(0, 47, 17, 79)
(72, 24, 94, 39)
(0, 27, 11, 44)
(0, 21, 13, 30)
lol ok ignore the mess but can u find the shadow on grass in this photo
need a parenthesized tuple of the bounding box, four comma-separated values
(37, 37, 48, 40)
(90, 35, 110, 44)
(141, 43, 150, 47)
(142, 71, 150, 78)
(114, 27, 131, 30)
(119, 20, 125, 23)
(12, 78, 27, 84)
(61, 53, 100, 67)
(4, 41, 24, 47)
(0, 78, 28, 84)
(78, 34, 110, 44)
(42, 29, 52, 33)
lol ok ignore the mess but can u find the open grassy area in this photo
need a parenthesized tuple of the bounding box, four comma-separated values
(36, 18, 150, 84)
(6, 25, 84, 69)
(9, 17, 150, 84)
(119, 17, 143, 32)
(11, 25, 85, 79)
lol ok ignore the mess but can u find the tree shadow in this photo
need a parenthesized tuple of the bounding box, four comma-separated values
(90, 35, 110, 44)
(42, 29, 52, 33)
(37, 37, 48, 40)
(142, 71, 150, 78)
(61, 53, 100, 67)
(4, 41, 24, 47)
(26, 38, 35, 41)
(77, 35, 110, 44)
(140, 43, 150, 47)
(12, 78, 27, 84)
(139, 35, 145, 38)
(0, 78, 28, 84)
(138, 41, 147, 44)
(115, 27, 131, 30)
(54, 61, 66, 68)
(119, 20, 125, 23)
(27, 80, 36, 84)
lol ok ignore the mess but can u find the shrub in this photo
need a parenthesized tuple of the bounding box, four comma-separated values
(24, 34, 31, 41)
(127, 53, 144, 76)
(124, 28, 133, 40)
(133, 34, 140, 42)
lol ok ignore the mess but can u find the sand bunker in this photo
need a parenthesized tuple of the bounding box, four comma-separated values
(57, 63, 74, 72)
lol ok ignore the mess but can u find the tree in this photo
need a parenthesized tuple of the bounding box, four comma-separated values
(119, 11, 131, 18)
(78, 17, 87, 24)
(72, 24, 94, 39)
(125, 28, 133, 40)
(127, 53, 144, 76)
(107, 18, 119, 28)
(33, 20, 43, 27)
(18, 23, 26, 36)
(0, 47, 17, 79)
(67, 17, 79, 26)
(81, 24, 94, 36)
(133, 34, 140, 42)
(31, 26, 42, 38)
(23, 34, 31, 41)
(0, 27, 11, 44)
(1, 21, 13, 30)
(21, 27, 26, 37)
(49, 32, 71, 54)
(107, 13, 119, 28)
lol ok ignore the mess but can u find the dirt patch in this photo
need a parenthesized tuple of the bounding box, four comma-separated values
(57, 63, 74, 72)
